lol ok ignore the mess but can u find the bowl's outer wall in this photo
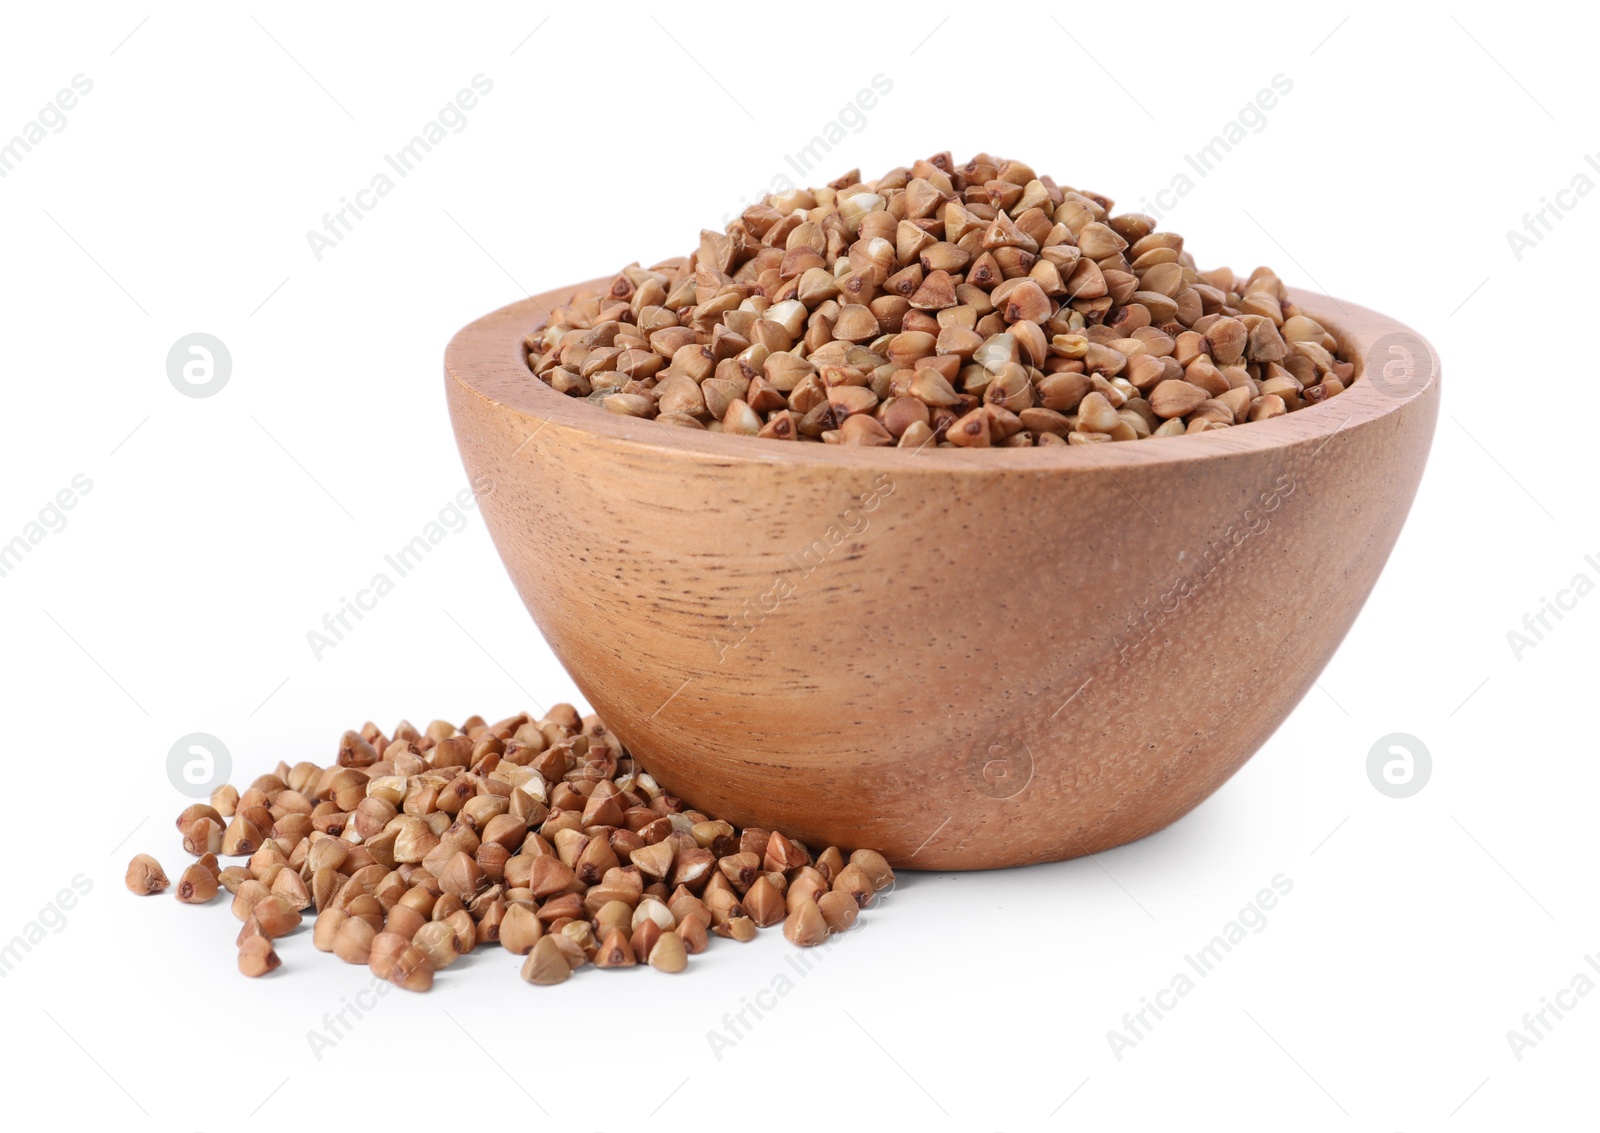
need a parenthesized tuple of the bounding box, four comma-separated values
(447, 287, 1439, 869)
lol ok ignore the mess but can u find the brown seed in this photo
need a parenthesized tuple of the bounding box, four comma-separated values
(521, 936, 571, 985)
(368, 930, 409, 967)
(908, 369, 962, 407)
(1000, 279, 1051, 324)
(373, 939, 434, 992)
(345, 894, 384, 932)
(396, 884, 437, 918)
(251, 895, 302, 939)
(337, 730, 379, 767)
(945, 406, 992, 447)
(332, 916, 377, 964)
(230, 879, 270, 922)
(548, 932, 588, 971)
(527, 855, 577, 900)
(603, 393, 656, 419)
(594, 927, 637, 969)
(180, 817, 223, 857)
(813, 847, 846, 884)
(580, 790, 624, 829)
(1083, 341, 1127, 377)
(125, 854, 169, 895)
(849, 849, 896, 889)
(714, 916, 759, 943)
(1036, 371, 1091, 412)
(1206, 317, 1249, 366)
(1190, 398, 1235, 425)
(574, 836, 620, 886)
(786, 875, 829, 914)
(796, 266, 840, 303)
(630, 839, 675, 879)
(678, 915, 709, 954)
(221, 815, 265, 857)
(717, 851, 761, 891)
(757, 410, 799, 440)
(593, 898, 634, 939)
(437, 851, 483, 899)
(632, 918, 664, 962)
(445, 909, 476, 955)
(817, 889, 860, 933)
(763, 831, 809, 873)
(648, 930, 689, 973)
(175, 803, 223, 833)
(500, 903, 543, 955)
(248, 841, 289, 879)
(632, 895, 675, 931)
(312, 908, 348, 951)
(1217, 385, 1256, 422)
(1249, 393, 1289, 421)
(1247, 318, 1288, 362)
(743, 875, 786, 927)
(237, 937, 280, 978)
(1076, 221, 1129, 259)
(175, 863, 218, 904)
(236, 916, 266, 947)
(270, 868, 311, 911)
(724, 397, 766, 435)
(210, 784, 239, 817)
(669, 846, 716, 889)
(1076, 391, 1121, 433)
(412, 921, 463, 970)
(1149, 379, 1210, 419)
(833, 864, 876, 908)
(530, 156, 1343, 448)
(385, 904, 426, 941)
(129, 707, 895, 989)
(475, 900, 508, 945)
(783, 897, 830, 947)
(306, 838, 349, 874)
(908, 269, 957, 310)
(832, 304, 881, 343)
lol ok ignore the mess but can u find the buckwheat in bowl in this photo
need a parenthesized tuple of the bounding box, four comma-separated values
(446, 153, 1438, 868)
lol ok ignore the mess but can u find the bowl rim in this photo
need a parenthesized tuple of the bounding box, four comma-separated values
(446, 277, 1439, 472)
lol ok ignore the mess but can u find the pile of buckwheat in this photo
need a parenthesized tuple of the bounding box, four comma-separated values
(526, 152, 1353, 448)
(126, 707, 892, 988)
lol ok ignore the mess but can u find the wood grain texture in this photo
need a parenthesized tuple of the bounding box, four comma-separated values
(446, 281, 1439, 869)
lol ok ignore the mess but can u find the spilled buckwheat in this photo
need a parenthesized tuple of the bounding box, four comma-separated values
(129, 707, 892, 988)
(526, 152, 1353, 448)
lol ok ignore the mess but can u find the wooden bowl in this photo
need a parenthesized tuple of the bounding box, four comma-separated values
(446, 281, 1438, 869)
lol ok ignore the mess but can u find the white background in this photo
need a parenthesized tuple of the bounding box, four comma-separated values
(2, 3, 1594, 1128)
